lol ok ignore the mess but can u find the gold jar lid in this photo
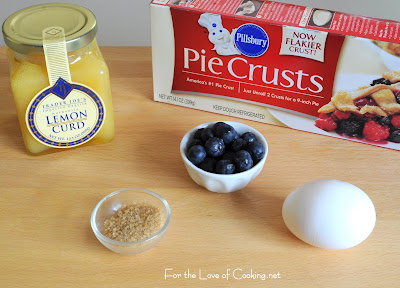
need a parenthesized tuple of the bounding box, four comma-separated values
(2, 3, 97, 55)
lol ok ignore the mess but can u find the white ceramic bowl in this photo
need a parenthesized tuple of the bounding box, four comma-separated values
(180, 121, 268, 193)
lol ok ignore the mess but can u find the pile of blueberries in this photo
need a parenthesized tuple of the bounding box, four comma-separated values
(186, 122, 265, 174)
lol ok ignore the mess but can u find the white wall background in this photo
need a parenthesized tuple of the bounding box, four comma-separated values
(1, 0, 399, 46)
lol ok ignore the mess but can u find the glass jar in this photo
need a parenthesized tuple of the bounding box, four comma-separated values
(2, 3, 114, 154)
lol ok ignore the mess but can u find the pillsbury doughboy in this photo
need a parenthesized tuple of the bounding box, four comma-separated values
(198, 13, 241, 56)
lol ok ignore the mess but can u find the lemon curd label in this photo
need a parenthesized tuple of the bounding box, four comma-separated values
(24, 26, 106, 148)
(26, 78, 106, 148)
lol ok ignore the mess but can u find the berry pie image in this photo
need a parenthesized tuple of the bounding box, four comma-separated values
(315, 70, 400, 143)
(373, 40, 400, 57)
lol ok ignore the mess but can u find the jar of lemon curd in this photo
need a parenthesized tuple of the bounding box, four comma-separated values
(2, 3, 114, 154)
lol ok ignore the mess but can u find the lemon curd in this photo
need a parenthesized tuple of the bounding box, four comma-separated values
(7, 41, 114, 154)
(3, 3, 115, 154)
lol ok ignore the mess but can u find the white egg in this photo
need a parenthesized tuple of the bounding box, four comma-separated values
(282, 179, 376, 249)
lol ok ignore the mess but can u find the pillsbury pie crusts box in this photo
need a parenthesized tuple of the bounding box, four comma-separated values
(150, 0, 400, 150)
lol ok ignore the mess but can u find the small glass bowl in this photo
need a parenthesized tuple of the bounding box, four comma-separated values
(90, 188, 171, 254)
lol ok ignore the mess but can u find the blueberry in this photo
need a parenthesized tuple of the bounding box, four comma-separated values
(246, 141, 265, 163)
(215, 123, 239, 144)
(205, 137, 225, 157)
(215, 160, 235, 174)
(201, 128, 214, 142)
(371, 78, 392, 86)
(241, 132, 257, 144)
(234, 150, 253, 172)
(194, 128, 204, 140)
(199, 158, 217, 173)
(187, 145, 206, 165)
(371, 78, 383, 86)
(187, 139, 203, 150)
(389, 129, 400, 143)
(378, 116, 391, 126)
(230, 138, 247, 152)
(222, 151, 236, 162)
(394, 91, 400, 104)
(337, 119, 364, 136)
(212, 122, 226, 133)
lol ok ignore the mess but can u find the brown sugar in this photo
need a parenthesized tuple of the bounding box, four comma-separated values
(103, 203, 163, 242)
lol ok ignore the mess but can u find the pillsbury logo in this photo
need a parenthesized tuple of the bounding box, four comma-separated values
(234, 24, 269, 57)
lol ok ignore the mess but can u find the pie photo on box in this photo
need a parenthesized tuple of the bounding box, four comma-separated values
(373, 40, 400, 57)
(315, 70, 400, 143)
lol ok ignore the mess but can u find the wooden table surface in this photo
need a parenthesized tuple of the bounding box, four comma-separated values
(0, 47, 399, 288)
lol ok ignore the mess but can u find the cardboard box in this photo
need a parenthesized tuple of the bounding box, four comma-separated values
(150, 0, 400, 150)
